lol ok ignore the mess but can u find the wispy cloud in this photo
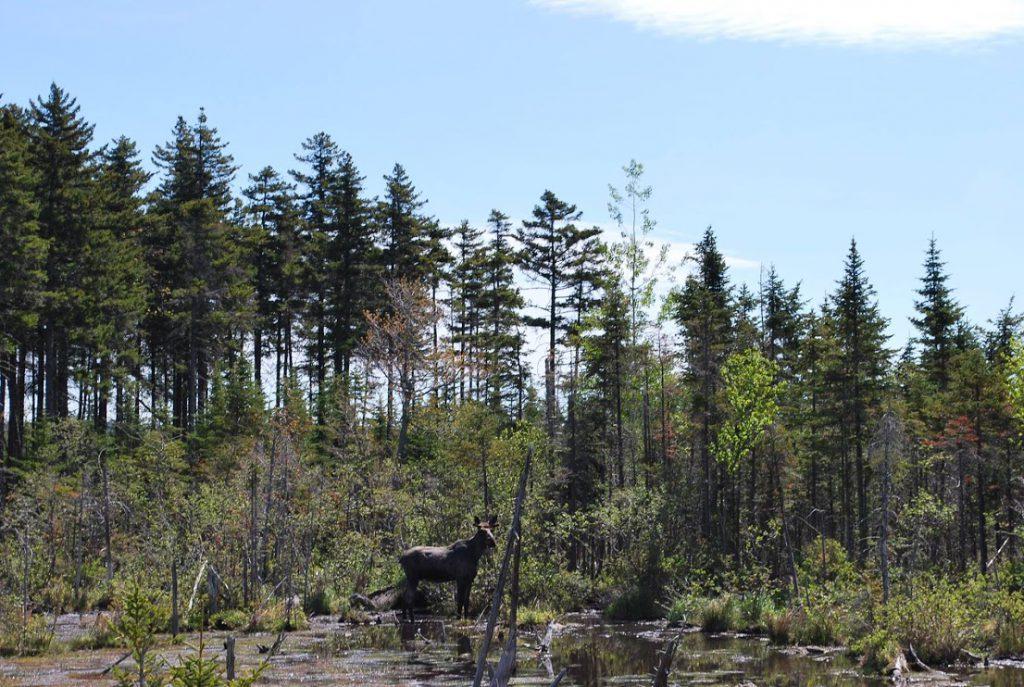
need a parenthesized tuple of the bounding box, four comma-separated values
(532, 0, 1024, 46)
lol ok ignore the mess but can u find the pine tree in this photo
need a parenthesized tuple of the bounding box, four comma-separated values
(291, 132, 341, 409)
(243, 166, 295, 391)
(830, 239, 890, 560)
(671, 227, 734, 546)
(0, 104, 45, 467)
(378, 163, 431, 282)
(87, 136, 150, 430)
(327, 151, 375, 380)
(451, 220, 485, 403)
(517, 190, 599, 437)
(151, 109, 247, 435)
(911, 237, 963, 390)
(478, 210, 525, 416)
(28, 83, 96, 419)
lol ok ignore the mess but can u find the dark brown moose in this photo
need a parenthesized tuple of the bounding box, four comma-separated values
(399, 515, 497, 618)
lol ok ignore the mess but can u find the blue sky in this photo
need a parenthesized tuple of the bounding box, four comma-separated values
(3, 0, 1023, 347)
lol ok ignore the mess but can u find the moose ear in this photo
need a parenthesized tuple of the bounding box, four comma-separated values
(488, 514, 498, 527)
(473, 516, 481, 527)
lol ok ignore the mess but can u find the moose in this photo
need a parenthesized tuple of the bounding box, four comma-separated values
(399, 515, 498, 618)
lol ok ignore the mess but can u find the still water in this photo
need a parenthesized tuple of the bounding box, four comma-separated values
(3, 613, 1024, 686)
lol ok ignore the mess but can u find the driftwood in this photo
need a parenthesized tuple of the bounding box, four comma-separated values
(548, 667, 569, 686)
(256, 631, 285, 656)
(471, 450, 532, 687)
(653, 634, 680, 687)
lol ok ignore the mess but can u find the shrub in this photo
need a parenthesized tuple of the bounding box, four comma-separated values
(738, 593, 777, 632)
(699, 595, 739, 633)
(851, 629, 902, 673)
(604, 585, 660, 621)
(249, 601, 309, 632)
(666, 593, 701, 624)
(69, 613, 120, 650)
(516, 606, 557, 628)
(209, 609, 250, 631)
(880, 576, 982, 665)
(765, 607, 794, 644)
(991, 589, 1024, 658)
(791, 598, 843, 646)
(0, 612, 52, 657)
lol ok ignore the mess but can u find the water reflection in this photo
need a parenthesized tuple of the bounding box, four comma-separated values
(312, 614, 1024, 687)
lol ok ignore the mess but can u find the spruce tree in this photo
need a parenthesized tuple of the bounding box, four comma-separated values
(87, 136, 150, 430)
(830, 238, 890, 560)
(327, 151, 375, 379)
(479, 210, 525, 416)
(243, 166, 295, 391)
(28, 83, 96, 419)
(291, 132, 341, 408)
(911, 237, 963, 390)
(671, 227, 733, 544)
(151, 109, 247, 434)
(0, 104, 45, 465)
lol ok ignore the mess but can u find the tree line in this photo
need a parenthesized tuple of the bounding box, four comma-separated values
(2, 83, 1024, 625)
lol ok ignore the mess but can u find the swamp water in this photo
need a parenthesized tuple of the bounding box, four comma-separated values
(3, 613, 1024, 686)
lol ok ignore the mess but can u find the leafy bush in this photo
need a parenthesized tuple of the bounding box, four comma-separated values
(698, 594, 739, 633)
(879, 575, 983, 665)
(992, 589, 1024, 657)
(209, 609, 249, 631)
(516, 606, 558, 628)
(0, 611, 52, 657)
(604, 585, 660, 621)
(765, 607, 794, 644)
(851, 629, 901, 672)
(738, 592, 777, 632)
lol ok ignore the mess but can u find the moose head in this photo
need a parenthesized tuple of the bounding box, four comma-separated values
(473, 514, 498, 549)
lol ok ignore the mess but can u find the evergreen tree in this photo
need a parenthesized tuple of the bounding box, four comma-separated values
(243, 166, 295, 391)
(28, 83, 96, 419)
(911, 237, 963, 390)
(830, 239, 890, 560)
(479, 210, 525, 416)
(151, 109, 247, 436)
(517, 190, 599, 437)
(378, 163, 431, 282)
(0, 104, 45, 467)
(671, 227, 734, 545)
(86, 136, 150, 430)
(291, 132, 341, 408)
(327, 151, 375, 379)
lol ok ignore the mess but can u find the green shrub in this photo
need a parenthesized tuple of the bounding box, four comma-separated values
(699, 595, 739, 633)
(0, 612, 53, 657)
(516, 606, 557, 628)
(209, 609, 250, 631)
(666, 593, 701, 624)
(791, 598, 843, 646)
(604, 585, 660, 621)
(991, 589, 1024, 658)
(765, 607, 794, 644)
(69, 613, 120, 650)
(738, 593, 777, 632)
(880, 575, 982, 665)
(249, 601, 309, 632)
(851, 629, 901, 673)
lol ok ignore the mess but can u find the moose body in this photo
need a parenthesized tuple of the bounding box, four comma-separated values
(399, 515, 496, 618)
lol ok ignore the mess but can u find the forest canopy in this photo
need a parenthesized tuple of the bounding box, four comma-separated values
(2, 84, 1024, 663)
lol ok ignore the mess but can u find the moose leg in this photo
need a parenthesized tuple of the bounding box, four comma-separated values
(455, 579, 469, 619)
(403, 577, 418, 620)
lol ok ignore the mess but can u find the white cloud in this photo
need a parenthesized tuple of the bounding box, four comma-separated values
(532, 0, 1024, 46)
